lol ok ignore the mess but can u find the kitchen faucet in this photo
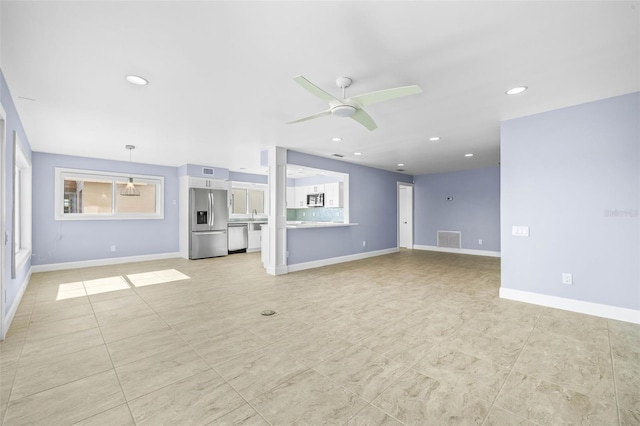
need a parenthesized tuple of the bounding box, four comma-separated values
(251, 209, 257, 221)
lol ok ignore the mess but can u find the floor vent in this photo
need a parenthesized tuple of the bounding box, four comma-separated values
(437, 231, 461, 249)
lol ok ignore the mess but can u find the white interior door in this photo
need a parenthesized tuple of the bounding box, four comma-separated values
(398, 183, 413, 249)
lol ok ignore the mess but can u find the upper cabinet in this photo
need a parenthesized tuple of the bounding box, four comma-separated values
(189, 177, 222, 189)
(294, 186, 308, 208)
(309, 184, 325, 194)
(325, 182, 344, 207)
(286, 186, 295, 208)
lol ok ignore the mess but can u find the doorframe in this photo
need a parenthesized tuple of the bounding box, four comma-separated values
(1, 104, 6, 340)
(397, 182, 414, 249)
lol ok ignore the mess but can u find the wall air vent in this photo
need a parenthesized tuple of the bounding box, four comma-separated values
(202, 167, 214, 176)
(331, 153, 344, 158)
(437, 231, 461, 249)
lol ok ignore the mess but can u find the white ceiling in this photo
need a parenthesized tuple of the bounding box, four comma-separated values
(1, 1, 638, 176)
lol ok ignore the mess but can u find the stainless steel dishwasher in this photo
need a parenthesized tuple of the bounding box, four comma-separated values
(227, 223, 248, 253)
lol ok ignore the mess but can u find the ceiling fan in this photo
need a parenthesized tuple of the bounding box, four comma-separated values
(287, 75, 422, 131)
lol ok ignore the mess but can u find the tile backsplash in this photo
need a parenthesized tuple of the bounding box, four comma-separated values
(287, 207, 344, 222)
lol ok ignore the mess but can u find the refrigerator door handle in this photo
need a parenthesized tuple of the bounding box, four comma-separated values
(208, 192, 213, 227)
(193, 230, 227, 235)
(210, 191, 215, 227)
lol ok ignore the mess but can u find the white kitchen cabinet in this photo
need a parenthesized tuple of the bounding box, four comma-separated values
(309, 184, 325, 194)
(247, 228, 261, 252)
(286, 186, 295, 208)
(324, 182, 344, 207)
(189, 177, 220, 189)
(294, 186, 308, 208)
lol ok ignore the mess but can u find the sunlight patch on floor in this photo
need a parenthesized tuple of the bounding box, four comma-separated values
(126, 269, 191, 287)
(54, 269, 191, 300)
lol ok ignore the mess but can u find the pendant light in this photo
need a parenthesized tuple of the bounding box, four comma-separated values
(121, 145, 140, 196)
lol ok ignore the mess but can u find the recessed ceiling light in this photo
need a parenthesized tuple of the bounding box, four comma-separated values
(465, 153, 474, 157)
(126, 75, 149, 86)
(397, 163, 405, 167)
(429, 136, 440, 141)
(354, 152, 362, 156)
(506, 86, 527, 95)
(332, 137, 342, 142)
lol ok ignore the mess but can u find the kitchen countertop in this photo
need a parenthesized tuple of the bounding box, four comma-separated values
(286, 221, 358, 229)
(228, 219, 267, 224)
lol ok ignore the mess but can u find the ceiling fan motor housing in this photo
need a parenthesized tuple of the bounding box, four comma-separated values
(331, 104, 357, 117)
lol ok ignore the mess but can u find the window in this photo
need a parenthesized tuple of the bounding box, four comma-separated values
(55, 168, 164, 220)
(230, 183, 267, 217)
(14, 134, 32, 273)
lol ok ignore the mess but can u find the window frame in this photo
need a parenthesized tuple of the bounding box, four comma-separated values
(229, 182, 268, 219)
(14, 134, 32, 273)
(54, 167, 164, 221)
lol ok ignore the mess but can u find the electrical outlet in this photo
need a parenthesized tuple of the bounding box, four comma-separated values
(110, 245, 117, 252)
(512, 226, 530, 237)
(312, 211, 316, 216)
(478, 239, 483, 245)
(562, 273, 573, 285)
(302, 212, 305, 217)
(362, 241, 366, 247)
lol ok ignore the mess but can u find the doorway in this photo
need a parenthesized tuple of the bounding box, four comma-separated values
(1, 106, 6, 339)
(398, 183, 413, 249)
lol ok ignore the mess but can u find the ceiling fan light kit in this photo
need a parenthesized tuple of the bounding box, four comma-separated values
(331, 104, 356, 117)
(287, 75, 422, 131)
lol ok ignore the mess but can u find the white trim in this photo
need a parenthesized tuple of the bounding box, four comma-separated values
(31, 252, 180, 273)
(500, 287, 640, 325)
(14, 134, 32, 274)
(287, 247, 398, 273)
(2, 266, 31, 340)
(0, 104, 6, 339)
(266, 265, 288, 276)
(54, 167, 165, 221)
(414, 244, 501, 258)
(397, 182, 414, 249)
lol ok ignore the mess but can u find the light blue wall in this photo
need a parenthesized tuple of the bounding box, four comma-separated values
(501, 92, 639, 310)
(291, 175, 341, 186)
(286, 151, 412, 265)
(179, 163, 229, 180)
(31, 153, 180, 265)
(1, 69, 33, 314)
(414, 167, 501, 252)
(229, 171, 268, 184)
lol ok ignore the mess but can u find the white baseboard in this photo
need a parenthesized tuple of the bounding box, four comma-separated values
(413, 245, 501, 258)
(266, 265, 288, 276)
(31, 252, 181, 273)
(287, 247, 399, 273)
(500, 287, 640, 324)
(2, 266, 32, 340)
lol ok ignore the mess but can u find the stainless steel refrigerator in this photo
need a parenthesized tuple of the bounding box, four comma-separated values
(189, 188, 229, 259)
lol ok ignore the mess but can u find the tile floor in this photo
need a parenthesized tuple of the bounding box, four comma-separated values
(0, 250, 638, 425)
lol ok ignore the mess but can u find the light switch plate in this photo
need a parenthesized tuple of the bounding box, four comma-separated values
(512, 226, 530, 237)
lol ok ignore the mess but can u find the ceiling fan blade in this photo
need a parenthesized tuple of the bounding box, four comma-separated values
(287, 109, 332, 124)
(350, 85, 422, 107)
(293, 76, 340, 103)
(350, 108, 377, 131)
